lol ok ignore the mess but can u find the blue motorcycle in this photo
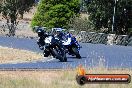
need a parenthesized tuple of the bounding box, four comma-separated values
(62, 33, 82, 59)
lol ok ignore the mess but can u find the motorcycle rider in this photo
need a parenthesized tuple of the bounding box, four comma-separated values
(53, 28, 81, 49)
(52, 28, 69, 52)
(66, 31, 81, 49)
(53, 28, 66, 41)
(35, 26, 52, 57)
(36, 26, 48, 50)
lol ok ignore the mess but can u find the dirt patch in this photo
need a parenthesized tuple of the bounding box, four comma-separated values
(0, 46, 43, 63)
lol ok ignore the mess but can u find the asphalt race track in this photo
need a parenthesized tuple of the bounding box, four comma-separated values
(0, 36, 132, 69)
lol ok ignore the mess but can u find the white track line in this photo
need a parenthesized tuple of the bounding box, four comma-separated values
(32, 57, 56, 63)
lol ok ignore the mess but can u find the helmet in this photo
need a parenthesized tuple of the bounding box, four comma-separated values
(37, 27, 46, 37)
(52, 28, 63, 35)
(52, 28, 62, 32)
(56, 28, 62, 32)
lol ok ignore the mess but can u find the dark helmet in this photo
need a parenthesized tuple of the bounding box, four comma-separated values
(36, 26, 46, 37)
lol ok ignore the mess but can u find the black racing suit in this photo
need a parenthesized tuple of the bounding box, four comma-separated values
(37, 31, 48, 48)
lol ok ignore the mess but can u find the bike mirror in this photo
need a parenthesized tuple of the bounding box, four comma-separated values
(33, 26, 39, 32)
(41, 27, 47, 30)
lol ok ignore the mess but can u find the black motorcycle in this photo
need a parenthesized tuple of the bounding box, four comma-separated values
(35, 26, 67, 62)
(44, 35, 67, 62)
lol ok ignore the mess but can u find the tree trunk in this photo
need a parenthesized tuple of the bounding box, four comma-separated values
(7, 18, 16, 36)
(7, 13, 17, 36)
(7, 23, 16, 36)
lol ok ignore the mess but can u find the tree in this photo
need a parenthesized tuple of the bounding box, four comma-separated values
(1, 0, 35, 36)
(31, 0, 80, 29)
(87, 0, 132, 35)
(68, 16, 94, 32)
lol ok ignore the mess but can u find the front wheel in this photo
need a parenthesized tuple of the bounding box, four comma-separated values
(60, 55, 67, 62)
(52, 48, 67, 62)
(43, 49, 50, 57)
(72, 47, 81, 59)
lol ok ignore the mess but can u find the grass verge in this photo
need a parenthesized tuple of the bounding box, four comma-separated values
(0, 68, 131, 88)
(0, 46, 43, 63)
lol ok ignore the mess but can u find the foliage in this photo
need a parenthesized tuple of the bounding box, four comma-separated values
(1, 0, 35, 36)
(31, 0, 80, 29)
(87, 0, 132, 35)
(68, 15, 94, 32)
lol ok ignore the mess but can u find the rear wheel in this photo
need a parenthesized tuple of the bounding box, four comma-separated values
(72, 47, 81, 59)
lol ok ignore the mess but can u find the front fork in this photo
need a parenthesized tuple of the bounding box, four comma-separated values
(74, 42, 82, 50)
